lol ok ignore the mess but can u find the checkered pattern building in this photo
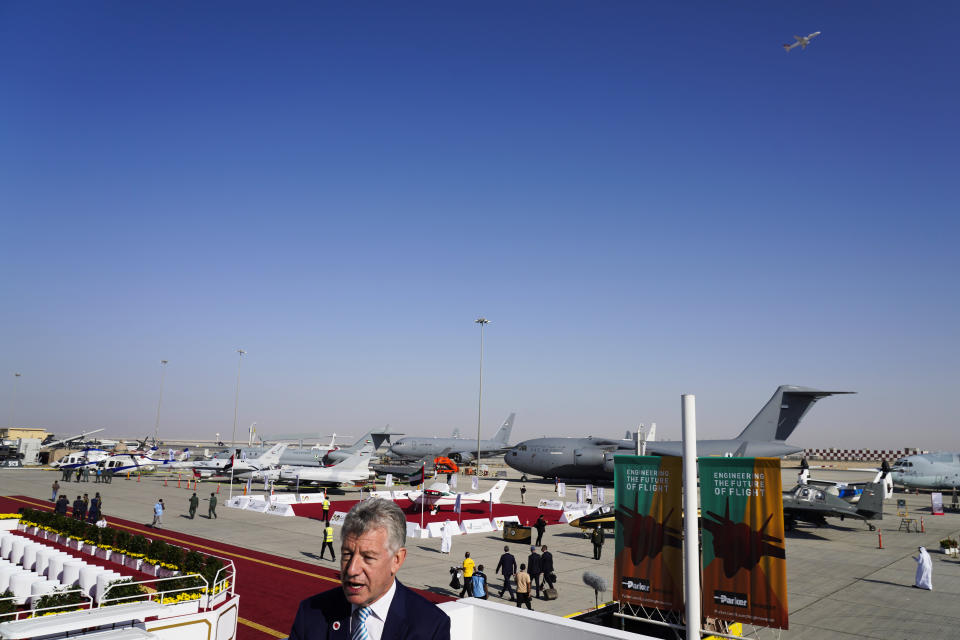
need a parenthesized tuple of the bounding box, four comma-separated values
(803, 448, 926, 462)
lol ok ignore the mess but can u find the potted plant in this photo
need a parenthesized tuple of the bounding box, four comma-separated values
(125, 534, 149, 571)
(939, 538, 958, 556)
(96, 527, 115, 560)
(80, 523, 100, 555)
(113, 529, 131, 565)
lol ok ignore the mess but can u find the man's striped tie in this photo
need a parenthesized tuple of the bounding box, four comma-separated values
(352, 607, 371, 640)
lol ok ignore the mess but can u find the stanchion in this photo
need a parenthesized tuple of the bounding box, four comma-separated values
(878, 528, 883, 549)
(126, 472, 131, 480)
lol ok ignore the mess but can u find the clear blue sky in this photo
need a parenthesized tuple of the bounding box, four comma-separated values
(2, 2, 957, 449)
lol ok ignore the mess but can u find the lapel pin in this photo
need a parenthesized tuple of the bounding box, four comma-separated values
(332, 622, 341, 631)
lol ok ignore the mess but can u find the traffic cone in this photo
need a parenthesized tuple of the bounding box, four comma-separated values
(164, 477, 168, 487)
(137, 473, 141, 483)
(878, 529, 883, 549)
(177, 474, 181, 488)
(216, 484, 220, 495)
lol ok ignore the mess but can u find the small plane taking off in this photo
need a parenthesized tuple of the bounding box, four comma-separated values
(506, 386, 852, 481)
(782, 481, 885, 530)
(783, 31, 821, 52)
(891, 452, 960, 490)
(411, 480, 509, 511)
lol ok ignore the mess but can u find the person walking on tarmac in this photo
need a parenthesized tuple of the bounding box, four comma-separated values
(515, 563, 532, 610)
(590, 524, 605, 560)
(319, 523, 336, 560)
(51, 480, 60, 502)
(459, 552, 476, 598)
(322, 495, 330, 523)
(208, 492, 218, 519)
(495, 545, 517, 601)
(527, 545, 543, 598)
(188, 493, 199, 519)
(534, 514, 547, 546)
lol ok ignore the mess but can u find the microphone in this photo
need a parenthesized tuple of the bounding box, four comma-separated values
(582, 571, 608, 609)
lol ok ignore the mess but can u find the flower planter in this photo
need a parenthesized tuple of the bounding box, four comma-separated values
(157, 567, 179, 578)
(82, 543, 98, 555)
(95, 547, 112, 561)
(65, 538, 82, 550)
(156, 600, 200, 618)
(141, 563, 158, 577)
(200, 591, 229, 608)
(124, 556, 143, 572)
(0, 519, 18, 531)
(111, 552, 126, 566)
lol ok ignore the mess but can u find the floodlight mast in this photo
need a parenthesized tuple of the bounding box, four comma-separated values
(474, 317, 490, 481)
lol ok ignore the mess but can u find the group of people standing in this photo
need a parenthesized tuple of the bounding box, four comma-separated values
(59, 464, 112, 484)
(52, 487, 105, 526)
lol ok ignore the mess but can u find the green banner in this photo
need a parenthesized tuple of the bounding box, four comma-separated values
(699, 457, 788, 629)
(613, 455, 684, 611)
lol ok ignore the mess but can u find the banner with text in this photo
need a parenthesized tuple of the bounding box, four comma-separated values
(613, 455, 684, 611)
(699, 457, 788, 629)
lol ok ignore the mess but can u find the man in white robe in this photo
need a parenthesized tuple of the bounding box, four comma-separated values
(440, 520, 453, 554)
(913, 546, 932, 590)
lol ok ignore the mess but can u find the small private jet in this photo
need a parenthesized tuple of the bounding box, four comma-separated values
(783, 31, 821, 52)
(258, 450, 375, 487)
(411, 479, 508, 512)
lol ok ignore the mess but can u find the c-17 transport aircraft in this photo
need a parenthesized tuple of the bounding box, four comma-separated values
(504, 385, 853, 481)
(891, 453, 960, 490)
(388, 413, 515, 463)
(783, 31, 821, 52)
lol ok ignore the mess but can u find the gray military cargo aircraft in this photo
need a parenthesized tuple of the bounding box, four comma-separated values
(891, 452, 960, 490)
(504, 386, 852, 481)
(388, 413, 515, 463)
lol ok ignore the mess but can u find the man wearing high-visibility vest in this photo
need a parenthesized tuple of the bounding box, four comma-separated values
(322, 496, 330, 523)
(319, 523, 336, 561)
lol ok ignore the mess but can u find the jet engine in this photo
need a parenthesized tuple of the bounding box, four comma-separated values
(573, 447, 605, 467)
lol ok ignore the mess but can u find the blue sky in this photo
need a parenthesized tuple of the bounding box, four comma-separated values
(2, 2, 957, 449)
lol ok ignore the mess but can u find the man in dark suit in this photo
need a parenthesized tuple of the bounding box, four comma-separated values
(290, 498, 450, 640)
(540, 545, 555, 594)
(527, 545, 543, 599)
(495, 545, 516, 601)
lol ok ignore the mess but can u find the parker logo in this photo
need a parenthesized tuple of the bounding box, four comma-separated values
(620, 577, 651, 593)
(713, 590, 748, 608)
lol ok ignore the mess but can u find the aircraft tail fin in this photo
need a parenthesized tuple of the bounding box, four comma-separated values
(333, 450, 372, 471)
(488, 480, 508, 503)
(492, 413, 515, 444)
(736, 386, 855, 443)
(258, 443, 288, 466)
(856, 482, 884, 520)
(783, 44, 791, 52)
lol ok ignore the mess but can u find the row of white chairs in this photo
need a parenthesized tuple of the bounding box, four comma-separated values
(0, 532, 125, 606)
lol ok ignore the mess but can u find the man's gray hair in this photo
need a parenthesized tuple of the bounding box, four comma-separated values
(342, 498, 407, 553)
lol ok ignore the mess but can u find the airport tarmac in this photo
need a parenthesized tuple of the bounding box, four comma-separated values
(3, 464, 960, 639)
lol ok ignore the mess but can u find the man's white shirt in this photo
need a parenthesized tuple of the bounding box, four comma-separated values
(350, 579, 396, 640)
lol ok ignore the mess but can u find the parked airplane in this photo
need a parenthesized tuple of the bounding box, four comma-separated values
(226, 428, 394, 467)
(411, 479, 509, 511)
(783, 31, 821, 52)
(782, 481, 884, 530)
(800, 458, 894, 502)
(505, 386, 853, 481)
(388, 413, 515, 463)
(101, 447, 191, 475)
(259, 450, 374, 487)
(890, 452, 960, 490)
(174, 443, 289, 479)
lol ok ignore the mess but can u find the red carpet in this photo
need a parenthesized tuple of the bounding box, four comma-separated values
(292, 497, 567, 527)
(1, 495, 453, 640)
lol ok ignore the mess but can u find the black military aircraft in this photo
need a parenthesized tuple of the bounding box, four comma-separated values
(782, 481, 885, 531)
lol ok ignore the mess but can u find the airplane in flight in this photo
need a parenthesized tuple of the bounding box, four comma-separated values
(782, 481, 885, 531)
(504, 386, 853, 481)
(388, 413, 515, 463)
(783, 31, 821, 52)
(258, 450, 374, 487)
(411, 479, 509, 511)
(890, 452, 960, 490)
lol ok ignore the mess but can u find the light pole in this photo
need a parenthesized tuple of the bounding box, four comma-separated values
(10, 372, 22, 428)
(154, 360, 168, 445)
(229, 349, 245, 498)
(474, 318, 490, 481)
